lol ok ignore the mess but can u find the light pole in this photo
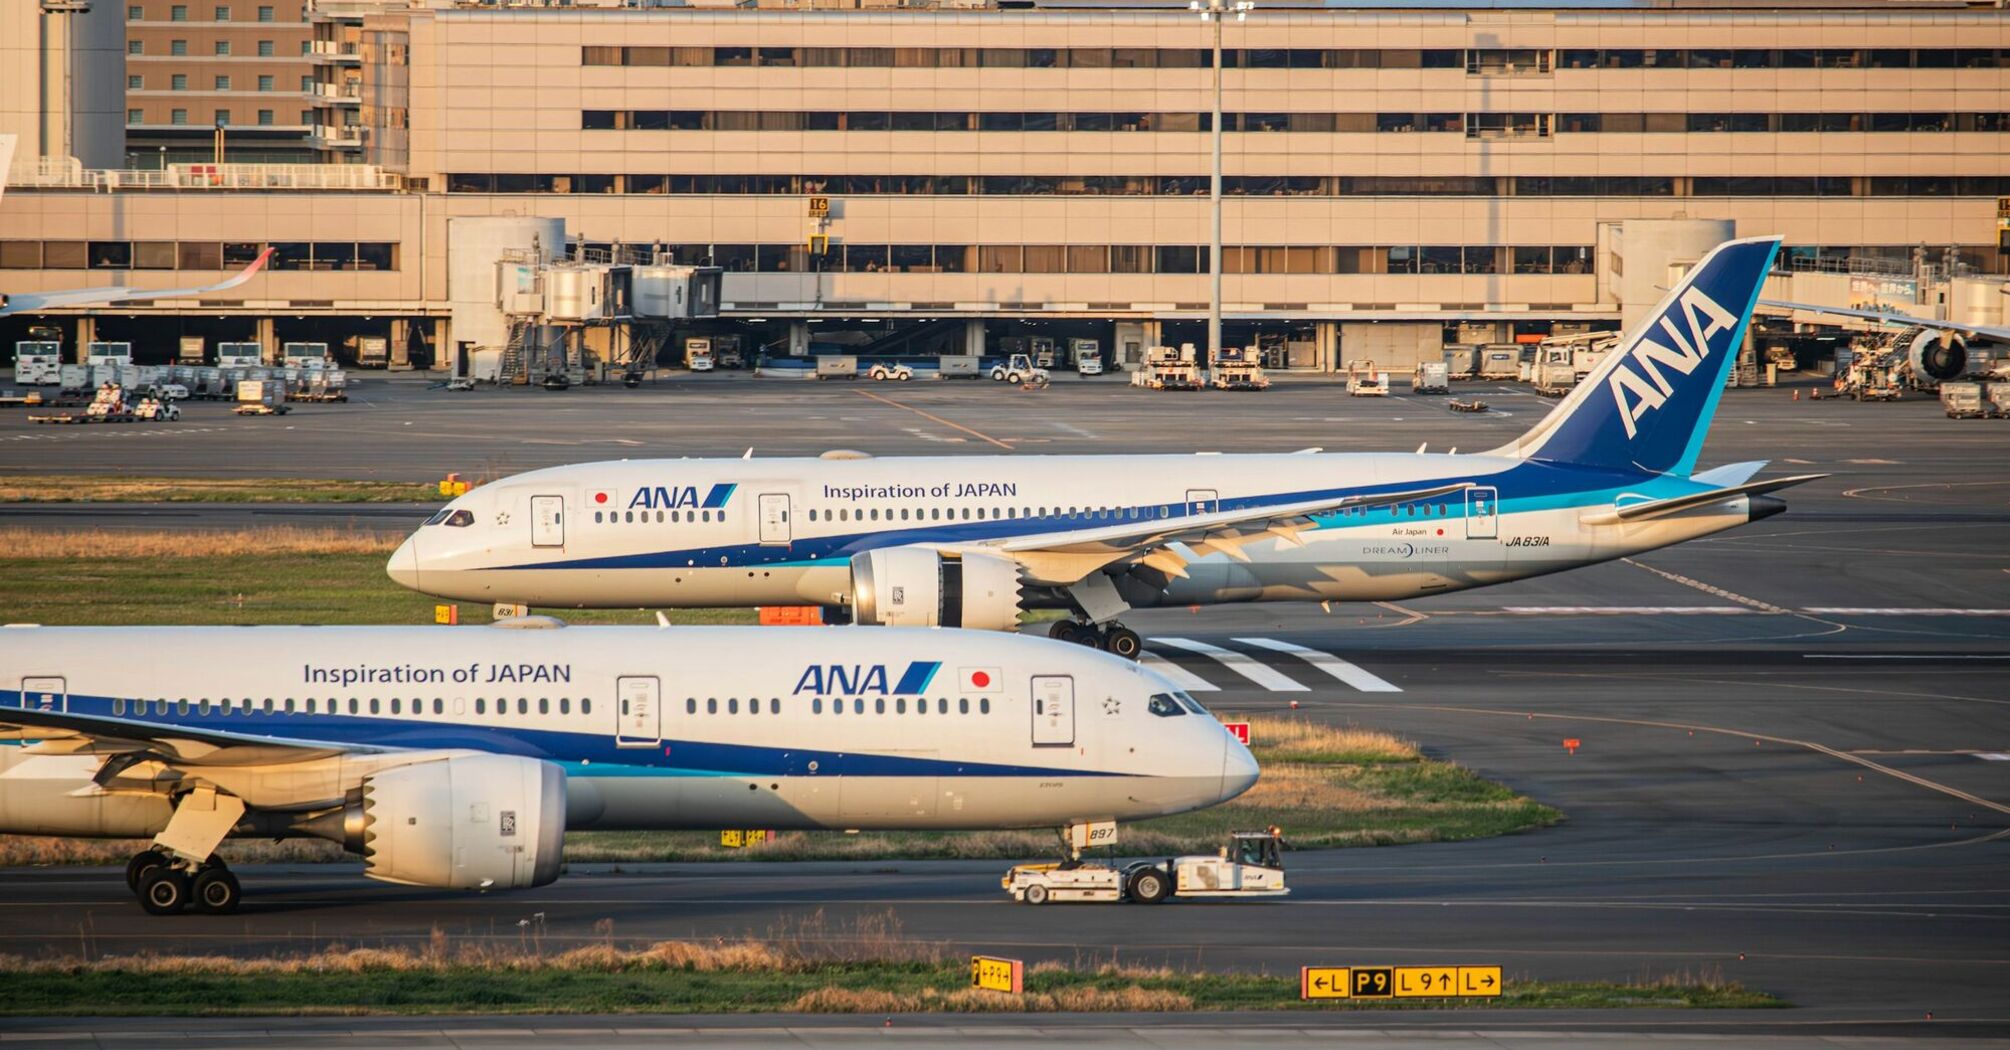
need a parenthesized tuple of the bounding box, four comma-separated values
(1191, 0, 1252, 359)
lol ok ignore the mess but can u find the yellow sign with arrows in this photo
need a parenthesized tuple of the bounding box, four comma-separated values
(1300, 965, 1503, 1000)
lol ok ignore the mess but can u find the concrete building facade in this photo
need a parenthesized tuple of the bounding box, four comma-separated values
(123, 0, 314, 164)
(3, 0, 2007, 370)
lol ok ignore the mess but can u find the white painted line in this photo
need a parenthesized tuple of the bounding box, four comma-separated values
(1804, 654, 2010, 661)
(1502, 606, 1755, 616)
(1234, 637, 1402, 693)
(1802, 608, 2010, 617)
(1978, 753, 2010, 762)
(1152, 638, 1309, 692)
(1138, 652, 1218, 693)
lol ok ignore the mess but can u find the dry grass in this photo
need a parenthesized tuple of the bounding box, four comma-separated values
(1244, 715, 1417, 764)
(0, 527, 397, 559)
(0, 475, 440, 504)
(788, 985, 1193, 1014)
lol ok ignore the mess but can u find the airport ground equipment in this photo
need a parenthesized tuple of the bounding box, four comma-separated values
(133, 397, 179, 422)
(31, 382, 141, 424)
(866, 362, 914, 381)
(990, 353, 1049, 385)
(712, 334, 746, 370)
(1073, 339, 1105, 376)
(1441, 346, 1477, 380)
(939, 355, 984, 379)
(1531, 346, 1578, 397)
(1447, 397, 1490, 413)
(232, 378, 291, 415)
(1131, 345, 1202, 390)
(815, 356, 860, 380)
(686, 337, 716, 372)
(356, 336, 389, 369)
(0, 623, 1255, 915)
(13, 333, 62, 385)
(1411, 362, 1449, 394)
(1346, 361, 1390, 396)
(1002, 829, 1288, 905)
(1210, 345, 1270, 390)
(1939, 381, 1994, 418)
(1477, 345, 1521, 380)
(1032, 337, 1058, 369)
(1987, 382, 2010, 417)
(288, 370, 348, 403)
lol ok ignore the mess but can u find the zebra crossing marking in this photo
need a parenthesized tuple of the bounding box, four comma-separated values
(1233, 637, 1402, 693)
(1151, 637, 1309, 692)
(1138, 652, 1219, 693)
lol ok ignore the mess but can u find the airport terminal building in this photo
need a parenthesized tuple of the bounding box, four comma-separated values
(2, 0, 2007, 370)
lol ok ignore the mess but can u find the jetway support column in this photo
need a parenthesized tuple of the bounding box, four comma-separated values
(963, 319, 986, 357)
(1316, 321, 1340, 373)
(255, 317, 276, 364)
(388, 319, 411, 370)
(74, 317, 96, 360)
(788, 320, 810, 357)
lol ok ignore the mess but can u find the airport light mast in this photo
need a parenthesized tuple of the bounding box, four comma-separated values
(1192, 0, 1252, 360)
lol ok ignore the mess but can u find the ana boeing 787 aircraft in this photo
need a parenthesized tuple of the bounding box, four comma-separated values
(391, 235, 1822, 658)
(0, 622, 1250, 914)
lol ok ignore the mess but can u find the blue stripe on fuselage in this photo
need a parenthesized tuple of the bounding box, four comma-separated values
(7, 691, 1124, 779)
(488, 458, 1711, 573)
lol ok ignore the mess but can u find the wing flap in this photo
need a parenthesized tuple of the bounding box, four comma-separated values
(0, 705, 374, 765)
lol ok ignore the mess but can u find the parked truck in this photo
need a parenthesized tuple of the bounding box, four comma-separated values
(13, 338, 62, 386)
(1210, 345, 1270, 390)
(1002, 829, 1289, 906)
(1532, 345, 1578, 397)
(1071, 338, 1104, 376)
(1131, 344, 1203, 390)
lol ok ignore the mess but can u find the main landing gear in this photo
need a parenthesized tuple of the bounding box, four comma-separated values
(126, 848, 241, 916)
(1049, 619, 1143, 661)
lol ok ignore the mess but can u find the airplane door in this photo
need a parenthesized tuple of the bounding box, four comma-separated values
(530, 495, 565, 548)
(758, 493, 791, 547)
(16, 677, 64, 712)
(1185, 488, 1219, 517)
(1031, 675, 1074, 747)
(615, 675, 660, 747)
(1465, 486, 1499, 540)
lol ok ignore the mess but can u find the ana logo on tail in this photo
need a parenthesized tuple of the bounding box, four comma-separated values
(1607, 286, 1740, 439)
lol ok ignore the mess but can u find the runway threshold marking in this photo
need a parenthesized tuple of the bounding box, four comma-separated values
(1234, 637, 1401, 692)
(852, 390, 1014, 450)
(1138, 652, 1219, 692)
(1152, 638, 1309, 692)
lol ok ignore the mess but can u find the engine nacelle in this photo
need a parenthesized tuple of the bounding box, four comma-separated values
(850, 548, 1023, 631)
(1905, 328, 1968, 382)
(353, 754, 565, 890)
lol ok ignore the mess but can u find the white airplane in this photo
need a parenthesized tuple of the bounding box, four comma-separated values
(391, 235, 1824, 659)
(0, 134, 275, 317)
(1759, 291, 2010, 383)
(0, 622, 1251, 915)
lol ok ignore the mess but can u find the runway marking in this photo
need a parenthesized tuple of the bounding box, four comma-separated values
(1502, 606, 1755, 616)
(1234, 637, 1401, 692)
(1980, 753, 2010, 762)
(1619, 557, 1790, 614)
(1151, 638, 1308, 692)
(1804, 654, 2010, 661)
(1137, 652, 1218, 692)
(1803, 608, 2010, 617)
(852, 390, 1014, 450)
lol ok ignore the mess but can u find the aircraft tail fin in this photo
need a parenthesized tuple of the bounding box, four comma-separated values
(1489, 235, 1782, 478)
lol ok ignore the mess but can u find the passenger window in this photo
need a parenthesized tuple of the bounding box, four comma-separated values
(368, 698, 379, 714)
(594, 511, 604, 523)
(390, 698, 401, 715)
(875, 698, 886, 714)
(853, 698, 864, 714)
(518, 698, 528, 715)
(707, 698, 717, 714)
(539, 698, 549, 715)
(959, 698, 969, 714)
(900, 508, 910, 521)
(582, 698, 592, 715)
(980, 698, 991, 714)
(114, 698, 126, 716)
(832, 699, 842, 716)
(434, 698, 444, 714)
(1148, 693, 1187, 717)
(769, 698, 779, 714)
(475, 698, 485, 715)
(559, 698, 569, 715)
(937, 698, 947, 714)
(729, 698, 739, 714)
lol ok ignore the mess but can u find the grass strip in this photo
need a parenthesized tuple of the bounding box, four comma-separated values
(0, 475, 442, 504)
(0, 917, 1777, 1015)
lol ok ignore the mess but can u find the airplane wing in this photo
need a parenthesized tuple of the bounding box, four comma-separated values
(1579, 473, 1828, 526)
(1758, 299, 2010, 344)
(0, 704, 387, 767)
(959, 482, 1475, 585)
(0, 248, 275, 318)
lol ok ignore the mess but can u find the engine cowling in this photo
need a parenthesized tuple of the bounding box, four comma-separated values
(850, 548, 1023, 631)
(352, 754, 566, 890)
(1905, 328, 1968, 382)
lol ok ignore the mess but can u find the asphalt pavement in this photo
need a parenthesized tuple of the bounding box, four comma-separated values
(1, 371, 2006, 1044)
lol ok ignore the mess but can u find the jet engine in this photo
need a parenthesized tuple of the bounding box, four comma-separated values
(849, 547, 1023, 631)
(1904, 327, 1968, 382)
(344, 754, 566, 890)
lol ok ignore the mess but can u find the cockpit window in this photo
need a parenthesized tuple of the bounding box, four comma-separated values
(1173, 691, 1208, 715)
(423, 509, 451, 526)
(1147, 693, 1186, 717)
(443, 509, 475, 527)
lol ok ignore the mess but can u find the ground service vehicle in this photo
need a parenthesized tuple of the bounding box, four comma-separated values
(867, 362, 914, 381)
(687, 338, 716, 372)
(13, 340, 61, 385)
(1411, 362, 1449, 394)
(1073, 339, 1104, 375)
(990, 353, 1048, 384)
(1346, 362, 1390, 396)
(1003, 829, 1289, 905)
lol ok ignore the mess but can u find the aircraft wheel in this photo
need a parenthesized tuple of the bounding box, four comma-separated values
(1049, 621, 1095, 647)
(1023, 883, 1050, 906)
(1102, 626, 1143, 661)
(1126, 867, 1171, 905)
(192, 867, 242, 915)
(139, 868, 192, 915)
(125, 848, 169, 894)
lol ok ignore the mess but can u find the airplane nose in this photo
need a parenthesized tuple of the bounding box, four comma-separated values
(387, 534, 422, 592)
(1220, 730, 1260, 802)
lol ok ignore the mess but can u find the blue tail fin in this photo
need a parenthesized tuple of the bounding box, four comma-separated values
(1498, 235, 1781, 477)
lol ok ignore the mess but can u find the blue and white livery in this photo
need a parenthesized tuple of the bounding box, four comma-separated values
(0, 623, 1251, 914)
(391, 236, 1821, 658)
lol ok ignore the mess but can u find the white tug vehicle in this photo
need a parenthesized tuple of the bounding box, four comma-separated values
(1003, 827, 1289, 905)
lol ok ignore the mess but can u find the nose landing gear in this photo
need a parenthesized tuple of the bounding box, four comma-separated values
(1047, 619, 1143, 661)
